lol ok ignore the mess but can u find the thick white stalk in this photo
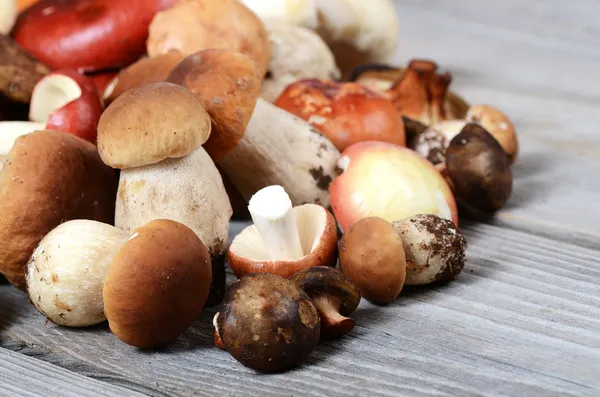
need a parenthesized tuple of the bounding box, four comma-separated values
(248, 185, 303, 261)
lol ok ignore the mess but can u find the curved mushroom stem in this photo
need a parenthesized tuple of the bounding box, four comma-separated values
(428, 73, 451, 125)
(213, 313, 225, 350)
(247, 185, 303, 261)
(311, 293, 354, 338)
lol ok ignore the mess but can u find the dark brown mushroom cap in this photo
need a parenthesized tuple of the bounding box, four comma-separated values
(446, 123, 513, 212)
(217, 273, 320, 373)
(288, 266, 360, 316)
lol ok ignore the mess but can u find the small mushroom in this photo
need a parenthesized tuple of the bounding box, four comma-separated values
(392, 214, 467, 285)
(339, 217, 406, 304)
(26, 220, 128, 327)
(215, 272, 320, 373)
(167, 49, 262, 161)
(104, 220, 212, 349)
(103, 51, 186, 106)
(413, 120, 468, 165)
(466, 104, 519, 164)
(261, 22, 340, 103)
(0, 0, 17, 35)
(289, 266, 360, 338)
(218, 98, 341, 207)
(275, 79, 405, 151)
(228, 185, 338, 278)
(446, 123, 513, 212)
(147, 0, 271, 75)
(0, 130, 117, 289)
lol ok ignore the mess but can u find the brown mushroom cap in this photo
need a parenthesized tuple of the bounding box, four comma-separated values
(0, 130, 117, 289)
(392, 214, 467, 285)
(97, 82, 211, 169)
(289, 266, 360, 338)
(228, 204, 338, 279)
(104, 51, 186, 105)
(103, 219, 212, 349)
(446, 123, 513, 212)
(167, 49, 261, 160)
(147, 0, 271, 76)
(466, 104, 519, 164)
(216, 273, 320, 373)
(339, 217, 406, 304)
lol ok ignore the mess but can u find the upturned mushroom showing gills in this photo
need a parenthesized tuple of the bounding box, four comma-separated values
(215, 273, 321, 373)
(289, 266, 360, 338)
(228, 185, 338, 279)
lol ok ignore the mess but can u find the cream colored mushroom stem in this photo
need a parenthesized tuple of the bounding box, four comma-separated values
(248, 185, 303, 261)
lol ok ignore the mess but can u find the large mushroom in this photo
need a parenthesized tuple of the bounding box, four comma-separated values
(261, 22, 340, 103)
(228, 185, 338, 278)
(26, 220, 128, 327)
(147, 0, 271, 75)
(0, 130, 117, 289)
(218, 98, 341, 208)
(0, 121, 45, 171)
(97, 82, 232, 304)
(289, 266, 360, 338)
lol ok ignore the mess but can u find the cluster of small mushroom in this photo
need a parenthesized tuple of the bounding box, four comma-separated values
(0, 0, 517, 374)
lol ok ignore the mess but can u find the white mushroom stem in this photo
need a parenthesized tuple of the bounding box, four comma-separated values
(248, 185, 303, 261)
(29, 74, 83, 122)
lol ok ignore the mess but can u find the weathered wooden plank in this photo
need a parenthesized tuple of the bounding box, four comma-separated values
(1, 223, 599, 397)
(0, 347, 145, 397)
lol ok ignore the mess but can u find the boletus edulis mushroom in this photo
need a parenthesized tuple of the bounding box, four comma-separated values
(466, 104, 519, 164)
(26, 220, 128, 327)
(228, 185, 338, 278)
(0, 130, 117, 289)
(289, 266, 360, 338)
(215, 272, 320, 373)
(445, 123, 513, 212)
(392, 214, 467, 285)
(339, 217, 406, 304)
(103, 220, 212, 349)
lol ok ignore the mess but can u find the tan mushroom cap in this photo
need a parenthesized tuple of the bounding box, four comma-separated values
(103, 219, 212, 349)
(0, 130, 118, 289)
(147, 0, 271, 76)
(167, 49, 261, 160)
(228, 204, 338, 279)
(97, 82, 211, 169)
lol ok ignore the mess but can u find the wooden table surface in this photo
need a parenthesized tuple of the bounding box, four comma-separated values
(2, 1, 599, 396)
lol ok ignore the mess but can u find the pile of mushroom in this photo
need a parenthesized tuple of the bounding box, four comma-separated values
(0, 0, 519, 375)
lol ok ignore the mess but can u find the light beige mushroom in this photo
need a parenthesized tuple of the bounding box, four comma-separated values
(0, 0, 17, 35)
(240, 0, 319, 29)
(26, 220, 128, 327)
(0, 121, 45, 172)
(218, 98, 340, 208)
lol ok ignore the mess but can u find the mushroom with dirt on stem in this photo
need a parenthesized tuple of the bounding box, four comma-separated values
(289, 266, 360, 338)
(218, 98, 341, 208)
(97, 82, 231, 305)
(0, 130, 118, 289)
(104, 219, 212, 349)
(26, 220, 128, 327)
(228, 185, 338, 278)
(215, 272, 321, 373)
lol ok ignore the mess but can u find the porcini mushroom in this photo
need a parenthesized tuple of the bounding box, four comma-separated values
(218, 98, 341, 207)
(0, 121, 45, 171)
(392, 214, 467, 285)
(97, 82, 232, 303)
(12, 0, 179, 71)
(215, 273, 320, 373)
(104, 220, 212, 349)
(103, 51, 186, 106)
(167, 49, 262, 160)
(466, 104, 519, 164)
(445, 123, 513, 212)
(261, 22, 340, 103)
(0, 130, 117, 289)
(29, 69, 104, 143)
(0, 0, 17, 35)
(147, 0, 271, 75)
(339, 217, 406, 304)
(26, 220, 128, 327)
(228, 185, 338, 278)
(275, 79, 405, 151)
(289, 266, 360, 338)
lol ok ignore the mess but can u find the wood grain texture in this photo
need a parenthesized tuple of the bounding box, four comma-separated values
(1, 1, 600, 396)
(0, 347, 145, 397)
